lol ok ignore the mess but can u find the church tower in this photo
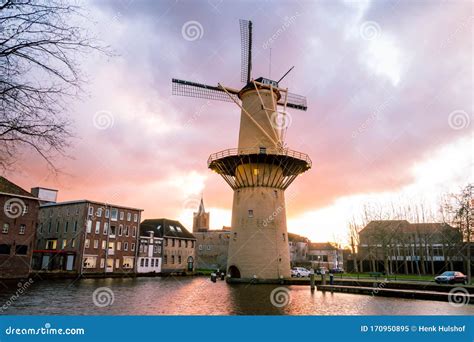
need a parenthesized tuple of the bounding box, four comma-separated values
(193, 197, 210, 233)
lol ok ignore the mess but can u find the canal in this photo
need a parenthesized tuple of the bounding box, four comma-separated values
(1, 276, 472, 315)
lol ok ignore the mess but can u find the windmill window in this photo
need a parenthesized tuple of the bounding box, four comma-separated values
(248, 210, 254, 218)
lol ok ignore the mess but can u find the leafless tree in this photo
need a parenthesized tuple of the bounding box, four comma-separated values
(0, 0, 107, 171)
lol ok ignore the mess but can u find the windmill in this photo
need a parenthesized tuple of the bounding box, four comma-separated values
(172, 19, 312, 281)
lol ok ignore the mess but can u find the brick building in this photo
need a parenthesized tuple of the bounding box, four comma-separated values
(194, 227, 231, 271)
(288, 233, 309, 266)
(358, 220, 463, 274)
(192, 198, 209, 233)
(307, 242, 343, 270)
(0, 177, 39, 279)
(33, 199, 142, 276)
(140, 218, 196, 274)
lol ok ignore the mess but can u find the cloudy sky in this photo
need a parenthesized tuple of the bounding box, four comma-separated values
(8, 0, 473, 243)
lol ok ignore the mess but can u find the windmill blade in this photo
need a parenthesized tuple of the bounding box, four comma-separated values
(239, 19, 252, 84)
(278, 92, 308, 111)
(172, 78, 239, 103)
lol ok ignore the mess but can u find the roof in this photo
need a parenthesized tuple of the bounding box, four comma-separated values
(40, 200, 143, 211)
(195, 197, 206, 215)
(140, 218, 196, 240)
(309, 242, 338, 250)
(0, 176, 38, 200)
(359, 220, 456, 236)
(288, 232, 309, 243)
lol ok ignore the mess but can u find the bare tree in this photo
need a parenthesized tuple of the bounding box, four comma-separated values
(0, 0, 107, 170)
(443, 184, 473, 283)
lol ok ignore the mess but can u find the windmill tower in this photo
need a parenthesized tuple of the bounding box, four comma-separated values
(172, 20, 311, 280)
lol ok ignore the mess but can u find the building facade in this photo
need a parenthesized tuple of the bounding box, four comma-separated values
(137, 230, 163, 274)
(194, 227, 231, 271)
(358, 220, 463, 274)
(288, 233, 309, 266)
(140, 218, 196, 274)
(34, 199, 142, 276)
(307, 242, 343, 270)
(0, 177, 39, 279)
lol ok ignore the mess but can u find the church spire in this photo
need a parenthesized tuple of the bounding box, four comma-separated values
(198, 196, 205, 214)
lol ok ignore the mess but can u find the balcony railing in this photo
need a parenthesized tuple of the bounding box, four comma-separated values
(208, 147, 312, 167)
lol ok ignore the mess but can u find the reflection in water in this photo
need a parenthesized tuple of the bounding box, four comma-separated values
(0, 276, 472, 315)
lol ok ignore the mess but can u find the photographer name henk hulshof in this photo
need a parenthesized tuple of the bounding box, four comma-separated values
(418, 325, 466, 333)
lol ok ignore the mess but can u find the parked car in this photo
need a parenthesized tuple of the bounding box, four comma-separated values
(291, 267, 311, 278)
(434, 271, 468, 285)
(316, 267, 328, 275)
(329, 268, 345, 274)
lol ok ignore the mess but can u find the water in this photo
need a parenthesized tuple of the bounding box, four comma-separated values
(0, 276, 472, 315)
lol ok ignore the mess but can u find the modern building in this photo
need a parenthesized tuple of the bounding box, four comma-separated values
(192, 197, 209, 233)
(0, 177, 40, 279)
(33, 198, 142, 276)
(137, 230, 163, 274)
(358, 220, 463, 274)
(140, 218, 196, 274)
(307, 242, 343, 270)
(288, 233, 309, 266)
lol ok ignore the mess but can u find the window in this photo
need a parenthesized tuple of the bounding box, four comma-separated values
(86, 220, 92, 233)
(102, 241, 106, 249)
(62, 239, 67, 249)
(151, 259, 154, 267)
(144, 245, 148, 253)
(179, 240, 182, 248)
(83, 256, 97, 268)
(110, 225, 116, 236)
(73, 221, 78, 232)
(132, 226, 136, 237)
(145, 258, 149, 267)
(123, 257, 134, 269)
(95, 222, 100, 234)
(198, 244, 203, 251)
(164, 238, 168, 247)
(178, 255, 182, 264)
(105, 209, 110, 218)
(139, 244, 143, 253)
(88, 206, 93, 216)
(85, 239, 90, 248)
(48, 222, 52, 233)
(153, 245, 158, 253)
(2, 223, 9, 234)
(56, 222, 59, 233)
(64, 221, 68, 233)
(248, 209, 254, 218)
(282, 233, 286, 241)
(119, 211, 124, 220)
(124, 242, 128, 251)
(127, 213, 131, 221)
(71, 238, 76, 248)
(185, 240, 188, 248)
(118, 225, 123, 236)
(46, 239, 57, 249)
(125, 226, 129, 236)
(94, 240, 99, 249)
(117, 242, 121, 251)
(115, 259, 120, 268)
(111, 208, 118, 221)
(164, 255, 167, 264)
(100, 258, 105, 268)
(15, 245, 28, 255)
(140, 258, 144, 267)
(103, 223, 108, 235)
(0, 244, 11, 254)
(133, 213, 138, 222)
(131, 243, 135, 252)
(96, 208, 102, 217)
(19, 224, 26, 235)
(171, 255, 175, 264)
(206, 245, 211, 251)
(176, 226, 182, 233)
(171, 239, 175, 247)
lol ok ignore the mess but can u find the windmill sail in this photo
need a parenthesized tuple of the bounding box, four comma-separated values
(239, 19, 252, 84)
(172, 79, 239, 103)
